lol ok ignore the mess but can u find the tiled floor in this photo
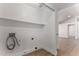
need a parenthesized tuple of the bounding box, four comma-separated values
(23, 49, 54, 56)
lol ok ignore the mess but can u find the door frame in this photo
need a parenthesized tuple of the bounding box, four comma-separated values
(67, 24, 75, 39)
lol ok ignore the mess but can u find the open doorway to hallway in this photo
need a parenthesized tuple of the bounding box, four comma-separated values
(68, 24, 75, 39)
(58, 22, 76, 56)
(57, 4, 79, 56)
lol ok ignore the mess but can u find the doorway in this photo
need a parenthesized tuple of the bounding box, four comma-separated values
(57, 23, 76, 56)
(68, 24, 75, 39)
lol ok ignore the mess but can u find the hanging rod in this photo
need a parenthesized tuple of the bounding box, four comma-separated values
(42, 3, 55, 11)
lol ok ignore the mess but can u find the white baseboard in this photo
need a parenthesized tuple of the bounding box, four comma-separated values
(43, 47, 57, 56)
(11, 48, 41, 56)
(9, 47, 57, 56)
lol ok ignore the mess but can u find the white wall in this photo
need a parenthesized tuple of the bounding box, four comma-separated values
(0, 3, 57, 56)
(0, 3, 43, 24)
(76, 20, 79, 39)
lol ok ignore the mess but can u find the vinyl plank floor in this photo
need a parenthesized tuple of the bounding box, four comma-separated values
(23, 49, 54, 56)
(58, 37, 79, 56)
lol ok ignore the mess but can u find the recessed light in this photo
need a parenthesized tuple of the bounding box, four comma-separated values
(67, 15, 71, 18)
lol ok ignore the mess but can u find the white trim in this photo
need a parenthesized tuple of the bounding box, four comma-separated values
(43, 47, 57, 56)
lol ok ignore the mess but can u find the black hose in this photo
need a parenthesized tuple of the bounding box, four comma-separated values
(6, 33, 19, 50)
(6, 37, 16, 50)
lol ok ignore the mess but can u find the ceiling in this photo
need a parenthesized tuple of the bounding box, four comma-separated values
(49, 3, 79, 24)
(51, 3, 75, 11)
(26, 3, 79, 24)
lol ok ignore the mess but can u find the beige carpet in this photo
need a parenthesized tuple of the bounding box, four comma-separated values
(23, 49, 54, 56)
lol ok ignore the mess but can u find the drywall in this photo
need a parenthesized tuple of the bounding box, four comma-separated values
(76, 21, 79, 39)
(0, 24, 44, 56)
(0, 3, 57, 56)
(0, 3, 44, 24)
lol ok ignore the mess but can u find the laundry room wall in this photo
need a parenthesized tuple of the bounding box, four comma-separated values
(0, 3, 57, 56)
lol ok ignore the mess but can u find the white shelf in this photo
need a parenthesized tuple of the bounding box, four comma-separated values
(0, 17, 45, 26)
(0, 4, 45, 26)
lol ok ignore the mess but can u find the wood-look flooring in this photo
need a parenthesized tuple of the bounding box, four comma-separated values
(23, 49, 54, 56)
(58, 37, 79, 56)
(23, 37, 79, 56)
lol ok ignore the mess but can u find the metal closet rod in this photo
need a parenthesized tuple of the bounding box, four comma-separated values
(42, 3, 55, 11)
